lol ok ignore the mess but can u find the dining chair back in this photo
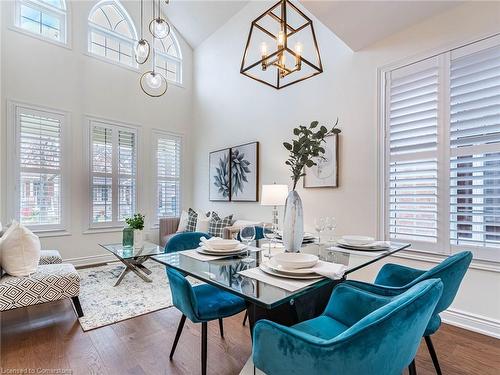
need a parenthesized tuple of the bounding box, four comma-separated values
(165, 232, 211, 253)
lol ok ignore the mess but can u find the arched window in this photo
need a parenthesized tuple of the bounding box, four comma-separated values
(154, 31, 182, 84)
(15, 0, 67, 44)
(88, 0, 138, 68)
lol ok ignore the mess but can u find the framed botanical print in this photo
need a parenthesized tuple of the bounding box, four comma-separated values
(304, 134, 339, 188)
(230, 142, 259, 202)
(209, 148, 231, 201)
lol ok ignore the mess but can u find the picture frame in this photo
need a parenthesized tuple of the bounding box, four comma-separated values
(209, 147, 231, 201)
(230, 142, 259, 202)
(303, 134, 339, 188)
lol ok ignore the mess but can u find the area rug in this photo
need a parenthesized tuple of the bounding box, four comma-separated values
(77, 260, 173, 331)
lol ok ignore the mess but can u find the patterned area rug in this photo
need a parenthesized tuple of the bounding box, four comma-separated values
(77, 260, 172, 331)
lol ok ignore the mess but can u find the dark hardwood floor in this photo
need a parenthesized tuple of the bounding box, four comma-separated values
(1, 299, 499, 374)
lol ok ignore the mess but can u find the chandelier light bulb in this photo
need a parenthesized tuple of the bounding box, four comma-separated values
(294, 42, 303, 56)
(145, 72, 162, 89)
(260, 42, 268, 56)
(153, 18, 169, 39)
(134, 39, 149, 60)
(277, 30, 285, 49)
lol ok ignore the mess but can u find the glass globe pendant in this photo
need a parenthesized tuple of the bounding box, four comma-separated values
(145, 71, 162, 89)
(134, 39, 150, 64)
(149, 17, 170, 39)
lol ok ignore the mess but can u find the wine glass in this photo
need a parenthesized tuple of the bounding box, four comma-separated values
(314, 217, 326, 246)
(262, 223, 276, 258)
(326, 216, 337, 243)
(240, 225, 256, 263)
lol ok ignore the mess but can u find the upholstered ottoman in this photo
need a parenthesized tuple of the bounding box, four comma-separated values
(38, 250, 63, 265)
(0, 263, 83, 317)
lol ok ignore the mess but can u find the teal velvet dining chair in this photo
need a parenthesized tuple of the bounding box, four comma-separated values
(252, 279, 443, 375)
(345, 251, 472, 375)
(165, 232, 247, 375)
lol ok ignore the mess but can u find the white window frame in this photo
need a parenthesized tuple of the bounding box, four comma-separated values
(379, 33, 500, 264)
(86, 116, 139, 230)
(6, 101, 70, 234)
(13, 0, 69, 47)
(152, 130, 182, 226)
(154, 31, 183, 86)
(87, 0, 138, 70)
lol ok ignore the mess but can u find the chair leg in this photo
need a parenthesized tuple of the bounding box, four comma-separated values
(243, 311, 248, 326)
(201, 322, 208, 375)
(408, 359, 417, 375)
(71, 296, 84, 318)
(218, 318, 224, 338)
(170, 315, 186, 360)
(425, 336, 442, 375)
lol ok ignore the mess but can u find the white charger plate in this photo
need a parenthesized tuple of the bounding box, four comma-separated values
(265, 259, 317, 276)
(337, 239, 390, 251)
(196, 246, 247, 256)
(259, 263, 323, 280)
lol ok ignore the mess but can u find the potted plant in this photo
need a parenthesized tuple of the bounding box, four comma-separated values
(125, 213, 145, 249)
(282, 120, 341, 252)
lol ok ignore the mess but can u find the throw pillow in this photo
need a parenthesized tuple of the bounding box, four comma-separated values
(177, 210, 189, 232)
(208, 213, 234, 238)
(186, 209, 211, 232)
(0, 220, 41, 276)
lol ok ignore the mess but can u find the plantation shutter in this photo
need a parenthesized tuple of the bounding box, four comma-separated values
(386, 57, 440, 245)
(449, 44, 500, 250)
(91, 125, 113, 223)
(118, 130, 136, 221)
(18, 108, 63, 227)
(157, 134, 181, 220)
(90, 121, 137, 226)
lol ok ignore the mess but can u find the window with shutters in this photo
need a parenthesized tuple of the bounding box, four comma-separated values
(88, 118, 137, 228)
(10, 103, 67, 231)
(155, 131, 181, 221)
(88, 0, 137, 68)
(382, 35, 500, 262)
(14, 0, 67, 44)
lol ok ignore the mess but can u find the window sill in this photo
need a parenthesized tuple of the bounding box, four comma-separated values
(9, 26, 70, 50)
(33, 229, 71, 238)
(84, 52, 140, 74)
(83, 226, 124, 235)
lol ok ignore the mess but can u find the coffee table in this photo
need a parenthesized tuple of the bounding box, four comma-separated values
(99, 242, 166, 286)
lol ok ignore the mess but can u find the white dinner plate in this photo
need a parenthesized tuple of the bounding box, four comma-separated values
(199, 244, 247, 253)
(272, 253, 319, 269)
(336, 239, 390, 251)
(341, 235, 375, 246)
(265, 259, 317, 275)
(202, 239, 240, 250)
(259, 263, 323, 280)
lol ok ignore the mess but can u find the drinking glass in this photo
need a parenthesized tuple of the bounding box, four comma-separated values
(262, 223, 276, 258)
(326, 216, 337, 243)
(240, 225, 256, 263)
(314, 217, 326, 246)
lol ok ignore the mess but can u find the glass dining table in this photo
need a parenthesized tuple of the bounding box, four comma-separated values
(152, 241, 410, 331)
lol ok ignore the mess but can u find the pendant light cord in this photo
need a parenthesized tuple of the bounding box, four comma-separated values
(140, 0, 143, 39)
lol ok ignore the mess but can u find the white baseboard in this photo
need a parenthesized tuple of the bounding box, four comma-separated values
(64, 253, 116, 267)
(441, 308, 500, 339)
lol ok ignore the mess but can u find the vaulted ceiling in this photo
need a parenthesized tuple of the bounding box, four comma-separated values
(164, 0, 465, 50)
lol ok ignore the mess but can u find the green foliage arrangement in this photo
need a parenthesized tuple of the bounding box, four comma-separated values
(125, 213, 145, 230)
(283, 119, 341, 190)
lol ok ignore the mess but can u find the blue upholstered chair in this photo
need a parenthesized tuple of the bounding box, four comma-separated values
(346, 251, 472, 375)
(252, 279, 443, 375)
(165, 232, 247, 375)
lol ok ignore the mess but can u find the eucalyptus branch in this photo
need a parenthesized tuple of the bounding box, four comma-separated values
(283, 119, 341, 190)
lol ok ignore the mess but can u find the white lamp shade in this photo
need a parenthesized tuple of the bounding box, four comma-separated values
(261, 184, 288, 206)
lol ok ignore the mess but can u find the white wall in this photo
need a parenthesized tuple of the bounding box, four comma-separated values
(0, 0, 194, 265)
(192, 1, 500, 336)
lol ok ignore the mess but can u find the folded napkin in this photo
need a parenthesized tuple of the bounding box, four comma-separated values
(311, 260, 347, 280)
(199, 236, 224, 250)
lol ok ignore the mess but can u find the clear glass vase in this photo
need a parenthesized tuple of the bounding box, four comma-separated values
(283, 190, 304, 252)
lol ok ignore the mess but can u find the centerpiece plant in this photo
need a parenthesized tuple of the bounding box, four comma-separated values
(125, 213, 145, 249)
(282, 120, 341, 252)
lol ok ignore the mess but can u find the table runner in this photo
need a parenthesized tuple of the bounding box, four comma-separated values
(238, 267, 321, 292)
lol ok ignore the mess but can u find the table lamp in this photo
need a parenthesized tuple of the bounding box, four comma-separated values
(261, 184, 288, 229)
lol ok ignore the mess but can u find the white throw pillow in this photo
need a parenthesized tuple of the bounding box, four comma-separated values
(0, 221, 41, 276)
(196, 211, 212, 233)
(177, 210, 189, 232)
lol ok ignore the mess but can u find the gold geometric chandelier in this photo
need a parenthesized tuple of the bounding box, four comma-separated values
(240, 0, 323, 89)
